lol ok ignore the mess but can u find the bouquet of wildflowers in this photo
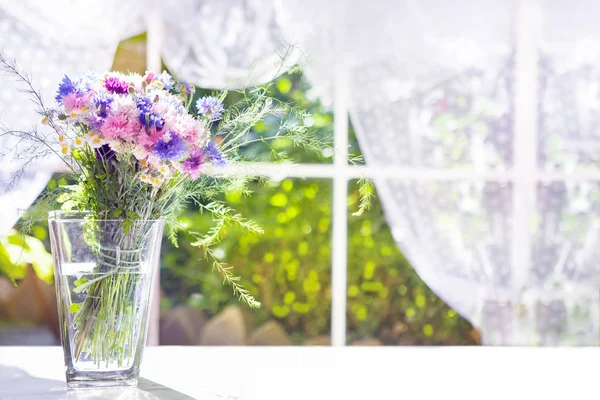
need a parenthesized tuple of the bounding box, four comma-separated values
(0, 48, 346, 362)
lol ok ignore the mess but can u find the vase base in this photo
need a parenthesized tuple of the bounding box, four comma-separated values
(67, 378, 138, 389)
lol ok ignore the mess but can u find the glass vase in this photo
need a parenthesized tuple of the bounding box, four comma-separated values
(48, 211, 164, 389)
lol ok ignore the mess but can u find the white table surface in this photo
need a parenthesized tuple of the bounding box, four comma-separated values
(0, 346, 598, 400)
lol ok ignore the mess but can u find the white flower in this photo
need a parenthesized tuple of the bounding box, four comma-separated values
(72, 137, 85, 148)
(139, 173, 150, 183)
(158, 164, 171, 176)
(109, 141, 135, 154)
(133, 145, 148, 160)
(111, 95, 137, 113)
(149, 176, 162, 186)
(60, 144, 70, 157)
(88, 135, 107, 149)
(128, 73, 144, 93)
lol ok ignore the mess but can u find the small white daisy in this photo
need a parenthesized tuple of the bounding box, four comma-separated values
(73, 137, 85, 148)
(60, 145, 70, 156)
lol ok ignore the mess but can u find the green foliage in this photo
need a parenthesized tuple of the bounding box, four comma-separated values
(162, 179, 333, 338)
(0, 229, 54, 283)
(161, 178, 476, 344)
(351, 178, 375, 217)
(346, 180, 475, 344)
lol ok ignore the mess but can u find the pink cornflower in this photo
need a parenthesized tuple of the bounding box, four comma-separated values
(62, 92, 91, 112)
(101, 112, 142, 141)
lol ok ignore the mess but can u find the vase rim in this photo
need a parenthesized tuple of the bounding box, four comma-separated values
(48, 210, 165, 223)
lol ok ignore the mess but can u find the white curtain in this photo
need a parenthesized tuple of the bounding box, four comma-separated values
(278, 0, 600, 345)
(2, 0, 600, 345)
(0, 0, 145, 233)
(159, 0, 301, 89)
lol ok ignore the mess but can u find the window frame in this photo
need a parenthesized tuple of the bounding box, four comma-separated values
(146, 7, 546, 346)
(147, 0, 547, 347)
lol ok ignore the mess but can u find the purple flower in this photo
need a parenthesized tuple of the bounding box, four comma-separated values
(88, 114, 107, 130)
(96, 144, 116, 161)
(104, 76, 129, 94)
(196, 96, 224, 121)
(55, 75, 75, 103)
(182, 148, 204, 178)
(205, 141, 226, 167)
(152, 132, 188, 161)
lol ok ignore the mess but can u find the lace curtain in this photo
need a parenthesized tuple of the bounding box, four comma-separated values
(278, 0, 600, 345)
(0, 0, 145, 233)
(2, 0, 600, 345)
(159, 0, 301, 89)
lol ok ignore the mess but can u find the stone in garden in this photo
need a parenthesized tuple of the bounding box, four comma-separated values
(248, 320, 292, 346)
(0, 266, 59, 342)
(470, 328, 482, 344)
(200, 305, 246, 346)
(351, 338, 383, 346)
(4, 266, 52, 324)
(160, 305, 207, 345)
(0, 277, 16, 318)
(241, 307, 257, 336)
(2, 279, 39, 323)
(304, 335, 331, 346)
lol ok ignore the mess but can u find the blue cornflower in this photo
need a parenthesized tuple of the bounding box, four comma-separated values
(139, 112, 164, 130)
(137, 97, 164, 129)
(196, 96, 224, 121)
(136, 96, 153, 113)
(155, 71, 174, 90)
(55, 75, 75, 103)
(205, 141, 226, 167)
(93, 92, 114, 108)
(92, 93, 114, 118)
(75, 74, 95, 94)
(152, 132, 188, 161)
(174, 103, 186, 114)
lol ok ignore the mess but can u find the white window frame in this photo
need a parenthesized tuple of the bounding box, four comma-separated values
(145, 0, 544, 347)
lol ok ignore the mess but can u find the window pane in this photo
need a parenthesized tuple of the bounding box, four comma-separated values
(160, 178, 332, 345)
(346, 179, 479, 345)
